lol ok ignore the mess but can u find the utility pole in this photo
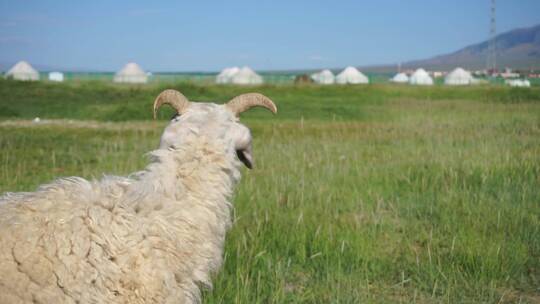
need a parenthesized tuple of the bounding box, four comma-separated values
(487, 0, 497, 74)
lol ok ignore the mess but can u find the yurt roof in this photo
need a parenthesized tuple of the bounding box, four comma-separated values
(446, 67, 472, 79)
(6, 61, 38, 75)
(218, 67, 240, 77)
(233, 66, 260, 78)
(392, 72, 409, 82)
(116, 62, 146, 76)
(412, 68, 429, 77)
(312, 69, 334, 77)
(337, 66, 362, 76)
(336, 66, 368, 83)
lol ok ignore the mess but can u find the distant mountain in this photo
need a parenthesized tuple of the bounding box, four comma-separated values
(402, 24, 540, 71)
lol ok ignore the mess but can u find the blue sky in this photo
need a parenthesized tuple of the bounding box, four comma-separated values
(1, 0, 539, 72)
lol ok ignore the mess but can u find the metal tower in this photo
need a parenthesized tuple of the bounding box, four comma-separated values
(487, 0, 497, 73)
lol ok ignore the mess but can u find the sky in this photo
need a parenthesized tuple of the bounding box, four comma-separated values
(1, 0, 539, 72)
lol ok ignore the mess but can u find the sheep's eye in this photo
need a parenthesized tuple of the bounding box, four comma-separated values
(171, 113, 180, 120)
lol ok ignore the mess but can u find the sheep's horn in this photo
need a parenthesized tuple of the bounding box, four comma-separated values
(225, 93, 277, 116)
(153, 89, 191, 119)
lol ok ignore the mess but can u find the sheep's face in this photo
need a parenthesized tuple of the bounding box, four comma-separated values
(159, 103, 255, 169)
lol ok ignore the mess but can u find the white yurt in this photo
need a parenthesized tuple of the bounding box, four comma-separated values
(390, 72, 409, 83)
(409, 68, 433, 85)
(48, 72, 64, 82)
(4, 61, 39, 81)
(505, 79, 531, 87)
(113, 62, 148, 84)
(444, 67, 474, 85)
(335, 66, 369, 84)
(230, 66, 263, 85)
(216, 67, 240, 84)
(311, 69, 335, 84)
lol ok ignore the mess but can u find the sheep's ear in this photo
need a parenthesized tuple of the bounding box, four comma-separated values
(236, 147, 253, 169)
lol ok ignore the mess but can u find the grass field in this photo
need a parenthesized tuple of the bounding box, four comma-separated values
(0, 80, 539, 303)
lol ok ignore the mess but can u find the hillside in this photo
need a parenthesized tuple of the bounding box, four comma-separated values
(403, 24, 540, 71)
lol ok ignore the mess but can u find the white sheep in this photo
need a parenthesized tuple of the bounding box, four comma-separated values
(0, 89, 277, 304)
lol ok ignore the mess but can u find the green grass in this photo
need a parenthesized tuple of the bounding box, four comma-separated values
(0, 81, 539, 303)
(0, 79, 539, 122)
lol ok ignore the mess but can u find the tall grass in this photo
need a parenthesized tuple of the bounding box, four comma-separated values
(0, 81, 539, 303)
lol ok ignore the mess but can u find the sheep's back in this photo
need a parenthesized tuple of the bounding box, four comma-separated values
(0, 176, 190, 303)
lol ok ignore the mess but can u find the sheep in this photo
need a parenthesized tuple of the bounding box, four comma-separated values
(0, 89, 277, 304)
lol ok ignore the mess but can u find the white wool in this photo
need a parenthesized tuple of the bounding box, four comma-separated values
(0, 101, 250, 303)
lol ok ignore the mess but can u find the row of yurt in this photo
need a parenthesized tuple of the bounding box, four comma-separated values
(4, 61, 149, 84)
(391, 67, 477, 86)
(311, 67, 369, 84)
(215, 66, 263, 85)
(4, 61, 65, 82)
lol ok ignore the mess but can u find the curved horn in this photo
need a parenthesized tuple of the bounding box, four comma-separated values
(153, 89, 191, 119)
(225, 93, 277, 116)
